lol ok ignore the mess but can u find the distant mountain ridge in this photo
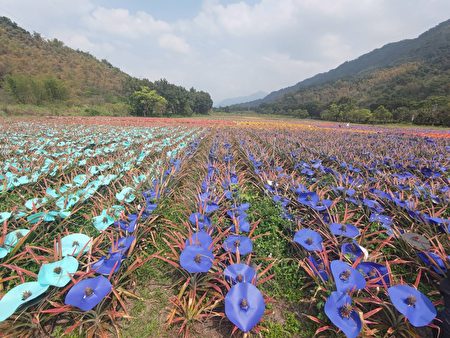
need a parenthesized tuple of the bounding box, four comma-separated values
(216, 90, 267, 107)
(232, 19, 450, 109)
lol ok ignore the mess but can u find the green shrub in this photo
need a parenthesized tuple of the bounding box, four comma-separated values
(5, 74, 68, 104)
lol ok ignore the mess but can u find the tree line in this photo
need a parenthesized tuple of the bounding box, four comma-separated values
(125, 78, 213, 117)
(2, 74, 213, 116)
(230, 95, 450, 126)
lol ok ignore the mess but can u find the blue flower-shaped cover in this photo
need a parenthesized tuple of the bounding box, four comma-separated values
(224, 263, 256, 284)
(225, 282, 265, 332)
(0, 282, 49, 321)
(324, 291, 361, 338)
(331, 260, 366, 292)
(65, 276, 112, 311)
(294, 229, 323, 252)
(387, 285, 437, 327)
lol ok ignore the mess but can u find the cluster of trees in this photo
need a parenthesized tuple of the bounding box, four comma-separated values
(251, 95, 450, 126)
(319, 99, 393, 124)
(129, 87, 168, 117)
(319, 97, 450, 126)
(126, 78, 213, 117)
(5, 74, 68, 104)
(402, 96, 450, 126)
(2, 71, 213, 117)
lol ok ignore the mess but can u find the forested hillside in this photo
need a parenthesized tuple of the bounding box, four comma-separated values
(229, 19, 450, 126)
(0, 17, 212, 116)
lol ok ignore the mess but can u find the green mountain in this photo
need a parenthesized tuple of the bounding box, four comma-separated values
(231, 19, 450, 125)
(0, 17, 212, 116)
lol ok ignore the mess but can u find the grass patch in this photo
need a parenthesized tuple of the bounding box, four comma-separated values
(122, 260, 173, 338)
(238, 187, 318, 337)
(241, 188, 307, 302)
(264, 312, 312, 338)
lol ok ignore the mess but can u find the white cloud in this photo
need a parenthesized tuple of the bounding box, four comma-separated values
(54, 32, 116, 56)
(84, 7, 171, 39)
(1, 0, 450, 102)
(318, 34, 354, 63)
(59, 33, 96, 50)
(192, 0, 299, 37)
(158, 34, 190, 54)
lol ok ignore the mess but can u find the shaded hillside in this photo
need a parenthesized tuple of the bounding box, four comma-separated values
(230, 19, 450, 126)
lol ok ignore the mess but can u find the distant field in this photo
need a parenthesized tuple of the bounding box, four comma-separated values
(0, 116, 448, 337)
(3, 114, 449, 136)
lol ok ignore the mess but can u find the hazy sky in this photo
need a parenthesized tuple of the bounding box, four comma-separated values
(0, 0, 449, 103)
